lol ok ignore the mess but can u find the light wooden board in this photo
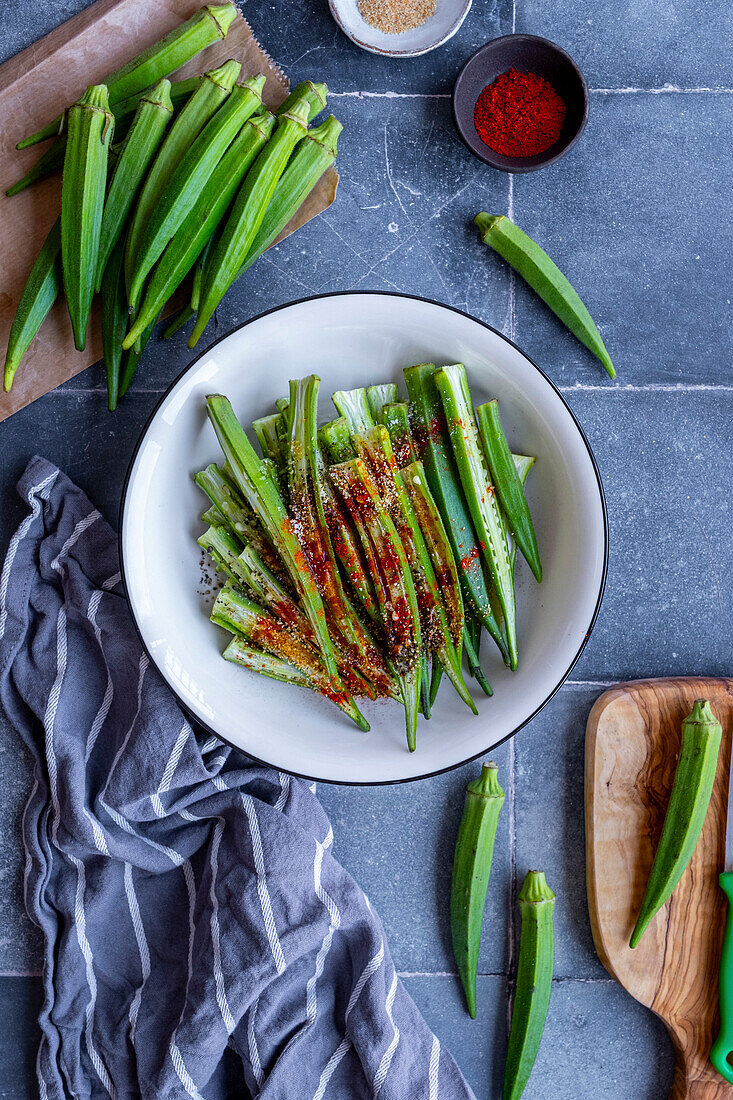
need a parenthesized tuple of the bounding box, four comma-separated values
(586, 677, 733, 1099)
(0, 0, 338, 422)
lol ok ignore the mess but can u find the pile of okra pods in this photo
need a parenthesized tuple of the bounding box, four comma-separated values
(3, 4, 340, 410)
(197, 362, 542, 750)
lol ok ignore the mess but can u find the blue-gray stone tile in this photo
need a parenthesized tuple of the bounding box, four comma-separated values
(249, 0, 513, 96)
(515, 0, 733, 90)
(520, 978, 674, 1100)
(0, 977, 42, 1099)
(513, 685, 606, 980)
(0, 713, 43, 973)
(567, 389, 733, 682)
(512, 93, 733, 386)
(319, 738, 513, 976)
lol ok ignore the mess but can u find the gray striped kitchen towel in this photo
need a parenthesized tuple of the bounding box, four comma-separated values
(0, 456, 475, 1100)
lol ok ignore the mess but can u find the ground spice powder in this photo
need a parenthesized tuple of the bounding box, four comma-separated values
(359, 0, 436, 34)
(473, 68, 567, 157)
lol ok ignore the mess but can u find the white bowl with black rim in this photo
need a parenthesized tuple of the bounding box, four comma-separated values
(120, 292, 607, 785)
(328, 0, 472, 57)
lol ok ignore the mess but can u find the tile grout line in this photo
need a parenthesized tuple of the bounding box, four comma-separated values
(328, 87, 733, 99)
(506, 733, 517, 1035)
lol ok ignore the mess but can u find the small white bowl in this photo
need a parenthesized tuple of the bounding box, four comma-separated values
(328, 0, 472, 57)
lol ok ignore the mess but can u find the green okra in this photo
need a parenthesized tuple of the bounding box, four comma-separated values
(189, 97, 310, 347)
(223, 635, 312, 689)
(451, 762, 505, 1017)
(6, 137, 67, 197)
(198, 524, 252, 589)
(100, 235, 128, 411)
(205, 394, 345, 691)
(122, 109, 275, 348)
(503, 871, 555, 1100)
(435, 364, 517, 670)
(118, 309, 160, 398)
(332, 386, 375, 433)
(476, 400, 542, 583)
(211, 584, 366, 728)
(630, 699, 722, 948)
(61, 84, 114, 351)
(201, 504, 226, 527)
(161, 304, 195, 340)
(194, 462, 282, 576)
(234, 114, 341, 283)
(3, 218, 61, 392)
(509, 455, 535, 575)
(382, 401, 417, 467)
(367, 383, 398, 423)
(124, 59, 242, 297)
(319, 417, 355, 464)
(17, 4, 237, 149)
(462, 615, 492, 697)
(404, 363, 510, 666)
(475, 213, 616, 380)
(276, 81, 328, 122)
(401, 459, 464, 650)
(95, 79, 174, 291)
(331, 456, 421, 750)
(191, 234, 214, 311)
(129, 73, 266, 309)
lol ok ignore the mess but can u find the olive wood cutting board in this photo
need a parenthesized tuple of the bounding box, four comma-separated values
(0, 0, 338, 423)
(586, 677, 733, 1099)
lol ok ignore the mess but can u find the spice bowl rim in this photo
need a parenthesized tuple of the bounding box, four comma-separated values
(327, 0, 473, 58)
(452, 33, 590, 173)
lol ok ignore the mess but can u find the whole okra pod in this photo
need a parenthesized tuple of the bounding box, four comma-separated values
(630, 699, 722, 947)
(189, 97, 310, 347)
(61, 84, 114, 351)
(3, 218, 61, 392)
(95, 78, 174, 290)
(475, 213, 616, 379)
(17, 4, 237, 149)
(503, 871, 555, 1100)
(124, 59, 242, 297)
(451, 763, 505, 1017)
(100, 235, 128, 410)
(128, 73, 266, 309)
(123, 110, 275, 349)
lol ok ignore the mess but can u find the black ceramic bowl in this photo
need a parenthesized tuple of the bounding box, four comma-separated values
(452, 34, 589, 173)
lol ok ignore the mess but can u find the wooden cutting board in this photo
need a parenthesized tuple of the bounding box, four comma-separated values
(586, 677, 733, 1099)
(0, 0, 338, 423)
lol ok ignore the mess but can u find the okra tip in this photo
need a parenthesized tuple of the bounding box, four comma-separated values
(474, 212, 504, 240)
(206, 2, 239, 37)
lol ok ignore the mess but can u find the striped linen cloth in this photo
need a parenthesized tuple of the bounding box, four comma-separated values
(0, 457, 475, 1100)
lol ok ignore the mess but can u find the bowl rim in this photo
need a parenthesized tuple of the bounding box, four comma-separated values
(452, 32, 590, 173)
(327, 0, 473, 57)
(119, 290, 609, 786)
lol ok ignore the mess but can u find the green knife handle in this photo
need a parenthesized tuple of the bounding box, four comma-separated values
(711, 871, 733, 1082)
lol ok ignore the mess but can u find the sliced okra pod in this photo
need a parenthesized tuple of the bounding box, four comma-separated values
(503, 871, 555, 1100)
(451, 763, 505, 1017)
(630, 699, 722, 948)
(382, 401, 418, 467)
(61, 84, 114, 351)
(435, 363, 517, 670)
(476, 400, 542, 583)
(3, 218, 61, 392)
(366, 383, 398, 423)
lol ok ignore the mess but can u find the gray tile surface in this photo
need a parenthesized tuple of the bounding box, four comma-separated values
(1, 0, 731, 1094)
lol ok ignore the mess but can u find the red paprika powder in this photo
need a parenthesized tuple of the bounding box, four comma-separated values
(473, 68, 567, 158)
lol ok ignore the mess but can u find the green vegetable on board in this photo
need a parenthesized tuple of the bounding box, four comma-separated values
(100, 235, 128, 411)
(60, 84, 114, 351)
(503, 870, 555, 1100)
(475, 213, 616, 380)
(17, 4, 237, 148)
(476, 400, 542, 583)
(3, 219, 61, 392)
(630, 699, 722, 948)
(451, 763, 505, 1018)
